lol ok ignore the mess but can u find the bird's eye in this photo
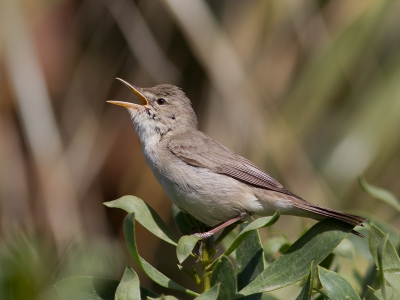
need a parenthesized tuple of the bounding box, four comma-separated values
(157, 98, 166, 105)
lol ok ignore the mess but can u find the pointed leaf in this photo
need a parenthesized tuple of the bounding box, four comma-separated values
(176, 235, 201, 264)
(295, 261, 315, 300)
(55, 276, 119, 300)
(115, 267, 140, 300)
(359, 176, 400, 213)
(236, 219, 354, 297)
(104, 196, 178, 246)
(194, 284, 220, 300)
(211, 256, 236, 300)
(123, 213, 198, 297)
(318, 266, 361, 300)
(224, 211, 280, 256)
(369, 225, 400, 296)
(236, 224, 265, 300)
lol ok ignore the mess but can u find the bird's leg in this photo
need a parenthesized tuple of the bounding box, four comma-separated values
(192, 212, 246, 240)
(196, 239, 205, 262)
(193, 212, 246, 261)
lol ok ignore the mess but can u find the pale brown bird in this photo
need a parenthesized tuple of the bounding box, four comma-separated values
(108, 78, 365, 238)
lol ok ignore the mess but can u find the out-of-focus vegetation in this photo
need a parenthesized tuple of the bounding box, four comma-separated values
(0, 0, 399, 299)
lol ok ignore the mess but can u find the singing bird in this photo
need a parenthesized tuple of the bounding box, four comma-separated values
(108, 78, 365, 238)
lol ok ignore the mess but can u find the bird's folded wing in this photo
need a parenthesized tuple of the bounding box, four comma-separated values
(168, 131, 299, 198)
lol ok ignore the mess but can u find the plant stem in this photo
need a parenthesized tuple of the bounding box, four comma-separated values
(200, 240, 212, 292)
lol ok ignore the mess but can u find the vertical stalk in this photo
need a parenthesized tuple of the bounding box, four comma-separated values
(200, 240, 212, 292)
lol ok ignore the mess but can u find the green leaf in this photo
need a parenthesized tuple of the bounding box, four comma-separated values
(377, 234, 389, 300)
(220, 229, 238, 258)
(194, 284, 220, 300)
(211, 256, 236, 300)
(359, 176, 400, 213)
(176, 235, 201, 264)
(236, 218, 354, 297)
(318, 266, 361, 300)
(236, 224, 265, 300)
(55, 276, 119, 300)
(365, 289, 381, 300)
(295, 261, 315, 300)
(172, 204, 193, 236)
(123, 213, 199, 297)
(263, 236, 291, 263)
(115, 267, 140, 300)
(224, 211, 280, 256)
(369, 225, 400, 296)
(373, 287, 394, 300)
(104, 196, 178, 246)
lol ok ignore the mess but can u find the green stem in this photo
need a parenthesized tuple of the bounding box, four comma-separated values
(200, 240, 212, 292)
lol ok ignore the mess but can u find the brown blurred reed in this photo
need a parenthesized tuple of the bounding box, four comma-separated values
(0, 0, 399, 298)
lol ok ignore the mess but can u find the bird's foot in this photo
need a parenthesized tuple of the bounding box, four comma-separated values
(194, 237, 215, 262)
(190, 229, 213, 260)
(191, 211, 247, 239)
(192, 231, 214, 239)
(191, 212, 247, 260)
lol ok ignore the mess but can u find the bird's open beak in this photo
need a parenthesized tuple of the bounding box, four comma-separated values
(107, 78, 148, 109)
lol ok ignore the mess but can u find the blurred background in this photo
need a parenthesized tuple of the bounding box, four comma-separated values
(1, 0, 400, 299)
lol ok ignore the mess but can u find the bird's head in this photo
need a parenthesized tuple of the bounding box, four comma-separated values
(108, 78, 198, 141)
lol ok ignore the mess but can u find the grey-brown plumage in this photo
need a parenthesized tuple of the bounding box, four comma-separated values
(108, 78, 366, 237)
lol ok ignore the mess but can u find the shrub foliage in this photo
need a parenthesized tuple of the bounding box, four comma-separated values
(56, 178, 400, 300)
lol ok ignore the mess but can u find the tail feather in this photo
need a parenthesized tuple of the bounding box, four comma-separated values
(292, 202, 366, 235)
(351, 230, 365, 238)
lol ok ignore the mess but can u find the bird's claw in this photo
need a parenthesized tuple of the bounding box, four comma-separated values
(192, 232, 214, 239)
(190, 232, 214, 261)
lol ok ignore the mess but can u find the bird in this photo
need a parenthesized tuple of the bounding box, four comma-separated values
(108, 78, 366, 238)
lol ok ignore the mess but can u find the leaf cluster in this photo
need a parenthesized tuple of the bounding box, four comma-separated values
(56, 178, 400, 300)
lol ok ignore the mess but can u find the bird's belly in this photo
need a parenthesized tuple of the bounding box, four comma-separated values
(152, 164, 259, 227)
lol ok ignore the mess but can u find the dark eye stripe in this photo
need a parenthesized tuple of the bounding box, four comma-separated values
(157, 98, 166, 105)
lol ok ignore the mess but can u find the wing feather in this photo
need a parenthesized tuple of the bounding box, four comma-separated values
(167, 131, 367, 231)
(168, 131, 299, 198)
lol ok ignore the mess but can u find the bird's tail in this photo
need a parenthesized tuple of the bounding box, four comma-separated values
(292, 202, 366, 237)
